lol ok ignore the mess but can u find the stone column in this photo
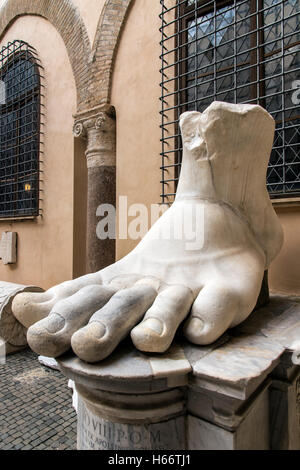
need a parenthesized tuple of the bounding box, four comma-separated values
(73, 106, 116, 273)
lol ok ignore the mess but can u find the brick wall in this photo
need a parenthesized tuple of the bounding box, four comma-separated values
(0, 0, 134, 112)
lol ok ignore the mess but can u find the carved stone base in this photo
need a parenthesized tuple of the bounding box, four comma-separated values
(269, 353, 300, 449)
(77, 396, 185, 450)
(58, 295, 300, 450)
(188, 385, 269, 450)
(0, 281, 43, 354)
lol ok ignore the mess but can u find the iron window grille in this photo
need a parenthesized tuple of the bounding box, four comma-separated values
(0, 40, 44, 218)
(159, 0, 300, 204)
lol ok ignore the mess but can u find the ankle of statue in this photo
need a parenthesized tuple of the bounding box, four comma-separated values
(174, 194, 220, 204)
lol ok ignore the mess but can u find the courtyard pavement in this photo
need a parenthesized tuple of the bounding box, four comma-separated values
(0, 349, 77, 450)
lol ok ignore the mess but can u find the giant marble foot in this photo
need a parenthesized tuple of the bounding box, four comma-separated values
(12, 102, 283, 363)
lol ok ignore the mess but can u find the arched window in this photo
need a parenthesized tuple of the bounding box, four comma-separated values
(160, 1, 300, 203)
(0, 40, 42, 218)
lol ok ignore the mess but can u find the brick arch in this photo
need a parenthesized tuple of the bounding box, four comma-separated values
(90, 0, 135, 106)
(0, 0, 136, 111)
(0, 0, 91, 112)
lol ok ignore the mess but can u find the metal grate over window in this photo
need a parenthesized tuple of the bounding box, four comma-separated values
(0, 40, 43, 218)
(159, 0, 300, 204)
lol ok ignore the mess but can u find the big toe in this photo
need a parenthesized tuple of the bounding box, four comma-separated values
(27, 313, 67, 357)
(71, 284, 157, 363)
(12, 291, 53, 328)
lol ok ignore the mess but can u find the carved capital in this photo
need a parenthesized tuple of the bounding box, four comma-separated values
(73, 111, 114, 137)
(73, 121, 86, 138)
(73, 109, 116, 167)
(95, 113, 106, 129)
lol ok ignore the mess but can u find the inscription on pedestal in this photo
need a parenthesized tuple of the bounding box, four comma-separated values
(77, 398, 185, 450)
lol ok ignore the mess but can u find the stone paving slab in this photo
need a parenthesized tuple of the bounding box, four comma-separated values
(0, 349, 76, 450)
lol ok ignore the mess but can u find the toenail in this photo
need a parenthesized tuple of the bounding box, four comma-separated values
(142, 318, 164, 335)
(46, 313, 65, 334)
(186, 317, 204, 334)
(89, 322, 106, 340)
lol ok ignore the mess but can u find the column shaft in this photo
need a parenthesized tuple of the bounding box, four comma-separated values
(74, 109, 116, 273)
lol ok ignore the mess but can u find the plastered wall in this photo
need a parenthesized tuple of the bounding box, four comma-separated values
(111, 0, 162, 260)
(0, 16, 77, 289)
(269, 206, 300, 295)
(110, 0, 300, 295)
(72, 0, 106, 46)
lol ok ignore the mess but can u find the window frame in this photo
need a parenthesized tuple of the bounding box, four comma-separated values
(159, 0, 300, 202)
(0, 41, 42, 220)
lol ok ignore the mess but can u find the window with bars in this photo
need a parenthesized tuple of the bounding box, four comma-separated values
(0, 40, 42, 218)
(160, 0, 300, 203)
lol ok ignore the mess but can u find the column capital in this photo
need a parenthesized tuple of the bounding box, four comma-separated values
(73, 106, 116, 168)
(73, 107, 115, 139)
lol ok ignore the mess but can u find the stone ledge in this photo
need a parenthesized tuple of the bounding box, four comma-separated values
(58, 295, 300, 398)
(272, 197, 300, 208)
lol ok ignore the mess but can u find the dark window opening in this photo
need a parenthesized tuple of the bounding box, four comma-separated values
(160, 0, 300, 203)
(0, 40, 43, 218)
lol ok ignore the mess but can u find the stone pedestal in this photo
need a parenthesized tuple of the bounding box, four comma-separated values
(0, 281, 43, 356)
(58, 295, 300, 450)
(270, 352, 300, 449)
(59, 344, 190, 450)
(187, 386, 269, 450)
(77, 391, 185, 450)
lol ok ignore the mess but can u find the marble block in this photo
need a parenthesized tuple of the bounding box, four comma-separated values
(188, 386, 269, 450)
(38, 356, 61, 371)
(0, 231, 17, 265)
(0, 281, 43, 354)
(68, 380, 79, 413)
(269, 352, 300, 450)
(0, 337, 5, 365)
